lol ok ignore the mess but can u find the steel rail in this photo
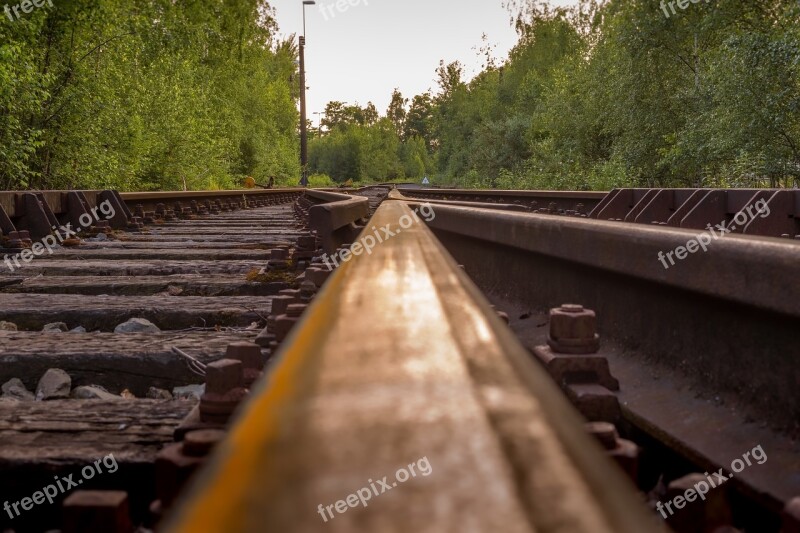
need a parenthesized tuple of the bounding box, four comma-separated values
(305, 190, 370, 254)
(164, 200, 657, 533)
(399, 187, 606, 212)
(391, 199, 800, 508)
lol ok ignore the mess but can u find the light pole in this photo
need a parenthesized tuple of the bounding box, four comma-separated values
(299, 0, 315, 187)
(313, 111, 321, 137)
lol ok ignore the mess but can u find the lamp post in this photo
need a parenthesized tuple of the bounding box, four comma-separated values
(313, 111, 321, 137)
(299, 0, 315, 187)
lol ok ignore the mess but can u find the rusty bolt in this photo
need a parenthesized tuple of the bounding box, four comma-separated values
(199, 359, 248, 424)
(297, 235, 316, 250)
(155, 430, 225, 510)
(270, 295, 296, 319)
(63, 491, 132, 533)
(271, 248, 289, 261)
(665, 473, 733, 532)
(299, 280, 317, 302)
(225, 342, 264, 388)
(585, 421, 618, 450)
(255, 328, 276, 349)
(547, 304, 600, 354)
(206, 359, 243, 394)
(183, 429, 226, 457)
(584, 421, 638, 482)
(305, 267, 331, 287)
(287, 303, 306, 318)
(279, 288, 300, 298)
(784, 497, 800, 533)
(274, 305, 307, 342)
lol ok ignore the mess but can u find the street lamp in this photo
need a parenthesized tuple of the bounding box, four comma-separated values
(299, 0, 315, 187)
(313, 111, 321, 137)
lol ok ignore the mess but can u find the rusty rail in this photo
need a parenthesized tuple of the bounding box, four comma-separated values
(398, 199, 800, 512)
(164, 199, 657, 533)
(399, 187, 606, 214)
(299, 190, 370, 254)
(0, 189, 306, 250)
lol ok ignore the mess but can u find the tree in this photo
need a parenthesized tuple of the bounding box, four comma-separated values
(386, 88, 407, 137)
(0, 0, 300, 191)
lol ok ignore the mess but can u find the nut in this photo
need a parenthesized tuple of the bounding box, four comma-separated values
(205, 359, 243, 395)
(199, 359, 248, 424)
(225, 342, 264, 387)
(784, 497, 800, 533)
(270, 295, 296, 318)
(299, 280, 317, 302)
(182, 429, 225, 457)
(63, 491, 132, 533)
(547, 304, 600, 354)
(584, 421, 618, 450)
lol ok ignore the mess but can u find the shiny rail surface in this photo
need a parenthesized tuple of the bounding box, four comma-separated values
(389, 189, 800, 515)
(165, 196, 657, 533)
(400, 187, 605, 213)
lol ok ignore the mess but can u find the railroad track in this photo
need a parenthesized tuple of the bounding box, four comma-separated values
(0, 186, 797, 532)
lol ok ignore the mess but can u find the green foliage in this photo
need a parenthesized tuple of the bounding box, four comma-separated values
(309, 105, 433, 183)
(306, 173, 337, 188)
(0, 0, 299, 191)
(428, 0, 800, 190)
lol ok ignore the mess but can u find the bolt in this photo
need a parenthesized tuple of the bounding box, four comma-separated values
(547, 304, 600, 354)
(279, 289, 300, 298)
(182, 429, 226, 457)
(287, 303, 306, 318)
(299, 280, 317, 302)
(665, 473, 732, 531)
(205, 359, 243, 394)
(225, 342, 264, 387)
(297, 235, 316, 250)
(154, 429, 225, 512)
(784, 497, 800, 533)
(274, 305, 307, 342)
(271, 248, 289, 261)
(270, 295, 296, 319)
(63, 491, 133, 533)
(199, 359, 248, 424)
(584, 421, 618, 450)
(305, 267, 331, 287)
(584, 421, 638, 483)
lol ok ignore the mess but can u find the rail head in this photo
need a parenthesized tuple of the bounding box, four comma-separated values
(387, 188, 532, 212)
(403, 187, 609, 200)
(165, 201, 657, 533)
(119, 188, 305, 201)
(307, 190, 370, 254)
(420, 203, 800, 317)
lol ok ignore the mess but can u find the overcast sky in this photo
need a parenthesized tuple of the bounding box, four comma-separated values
(268, 0, 575, 121)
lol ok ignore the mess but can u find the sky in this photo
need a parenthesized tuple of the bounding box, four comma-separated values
(268, 0, 576, 122)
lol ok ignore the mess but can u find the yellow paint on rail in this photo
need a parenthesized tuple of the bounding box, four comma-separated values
(164, 260, 351, 533)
